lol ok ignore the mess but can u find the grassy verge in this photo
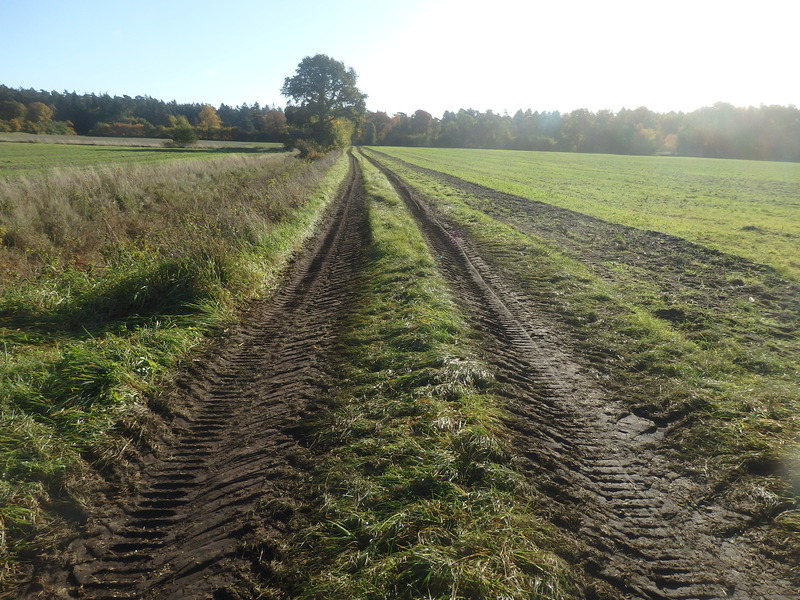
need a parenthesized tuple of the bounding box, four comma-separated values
(362, 149, 800, 553)
(259, 154, 580, 599)
(0, 151, 349, 582)
(1, 152, 297, 278)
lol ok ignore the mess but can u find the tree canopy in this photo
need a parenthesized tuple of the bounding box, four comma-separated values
(281, 54, 367, 151)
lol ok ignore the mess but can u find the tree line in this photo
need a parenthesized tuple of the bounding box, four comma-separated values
(356, 104, 800, 161)
(0, 85, 288, 142)
(3, 71, 800, 161)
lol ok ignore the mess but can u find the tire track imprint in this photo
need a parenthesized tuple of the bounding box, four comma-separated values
(363, 150, 797, 600)
(30, 154, 367, 600)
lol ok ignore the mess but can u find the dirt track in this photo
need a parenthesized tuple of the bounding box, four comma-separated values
(26, 154, 366, 599)
(364, 151, 797, 599)
(22, 152, 798, 599)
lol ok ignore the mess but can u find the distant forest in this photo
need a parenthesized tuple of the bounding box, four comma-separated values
(356, 105, 800, 161)
(1, 85, 799, 161)
(0, 85, 288, 142)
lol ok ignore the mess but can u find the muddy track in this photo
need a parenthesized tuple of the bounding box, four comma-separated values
(28, 154, 367, 600)
(364, 151, 798, 600)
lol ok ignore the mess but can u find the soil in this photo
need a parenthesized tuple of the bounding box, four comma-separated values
(17, 150, 799, 600)
(364, 151, 798, 599)
(20, 153, 367, 600)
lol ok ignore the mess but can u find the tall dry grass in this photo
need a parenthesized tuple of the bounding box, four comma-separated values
(0, 153, 304, 283)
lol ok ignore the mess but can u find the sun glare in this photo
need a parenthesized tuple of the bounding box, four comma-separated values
(359, 0, 796, 116)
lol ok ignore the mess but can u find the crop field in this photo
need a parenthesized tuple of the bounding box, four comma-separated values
(2, 146, 798, 599)
(0, 138, 283, 177)
(371, 147, 800, 280)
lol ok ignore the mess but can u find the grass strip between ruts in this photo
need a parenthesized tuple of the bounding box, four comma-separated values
(274, 154, 578, 599)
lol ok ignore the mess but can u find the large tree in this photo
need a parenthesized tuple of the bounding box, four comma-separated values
(281, 54, 367, 151)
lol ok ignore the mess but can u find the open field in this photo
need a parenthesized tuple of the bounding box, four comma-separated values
(0, 139, 284, 178)
(364, 146, 800, 457)
(371, 147, 800, 280)
(0, 132, 280, 149)
(3, 147, 798, 599)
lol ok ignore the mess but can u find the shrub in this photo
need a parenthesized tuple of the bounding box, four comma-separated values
(171, 125, 198, 148)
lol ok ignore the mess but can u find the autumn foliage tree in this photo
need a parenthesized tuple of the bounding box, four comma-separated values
(198, 104, 222, 130)
(0, 100, 26, 132)
(281, 54, 367, 154)
(26, 102, 54, 123)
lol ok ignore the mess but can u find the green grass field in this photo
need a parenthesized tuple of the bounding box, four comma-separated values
(364, 147, 800, 532)
(372, 147, 800, 280)
(0, 133, 279, 149)
(0, 139, 284, 177)
(362, 146, 800, 590)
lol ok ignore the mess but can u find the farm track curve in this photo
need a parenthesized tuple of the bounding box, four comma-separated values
(363, 150, 798, 600)
(28, 153, 367, 600)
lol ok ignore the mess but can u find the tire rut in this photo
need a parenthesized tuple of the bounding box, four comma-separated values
(364, 151, 797, 600)
(32, 154, 367, 600)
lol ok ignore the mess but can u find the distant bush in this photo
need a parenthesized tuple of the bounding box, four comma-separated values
(170, 125, 198, 147)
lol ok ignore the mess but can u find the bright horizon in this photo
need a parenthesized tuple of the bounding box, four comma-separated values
(1, 0, 796, 118)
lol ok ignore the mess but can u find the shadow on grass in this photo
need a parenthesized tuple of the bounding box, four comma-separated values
(0, 259, 219, 345)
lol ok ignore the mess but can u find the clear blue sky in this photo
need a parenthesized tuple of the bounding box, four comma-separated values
(1, 0, 796, 117)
